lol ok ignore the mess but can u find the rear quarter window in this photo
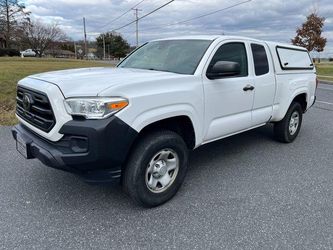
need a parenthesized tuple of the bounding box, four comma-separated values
(251, 44, 269, 76)
(276, 46, 313, 70)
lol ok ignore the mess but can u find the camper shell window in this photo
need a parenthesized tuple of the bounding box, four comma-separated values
(276, 46, 314, 70)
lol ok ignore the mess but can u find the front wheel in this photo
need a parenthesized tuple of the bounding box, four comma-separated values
(123, 130, 189, 207)
(274, 102, 303, 143)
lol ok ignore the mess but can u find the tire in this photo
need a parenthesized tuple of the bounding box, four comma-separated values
(274, 102, 303, 143)
(123, 130, 189, 207)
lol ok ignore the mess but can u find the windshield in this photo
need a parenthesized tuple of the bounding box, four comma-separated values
(118, 39, 212, 75)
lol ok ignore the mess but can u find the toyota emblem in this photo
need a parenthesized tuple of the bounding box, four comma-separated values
(22, 94, 32, 111)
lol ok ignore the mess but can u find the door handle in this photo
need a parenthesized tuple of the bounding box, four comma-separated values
(243, 85, 255, 91)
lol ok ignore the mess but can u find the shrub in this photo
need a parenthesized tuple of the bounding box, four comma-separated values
(0, 48, 20, 57)
(329, 58, 333, 62)
(0, 49, 6, 57)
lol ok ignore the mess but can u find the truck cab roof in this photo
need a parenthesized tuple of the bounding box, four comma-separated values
(152, 35, 308, 52)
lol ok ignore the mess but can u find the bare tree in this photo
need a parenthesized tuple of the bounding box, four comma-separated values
(0, 0, 29, 48)
(21, 20, 66, 57)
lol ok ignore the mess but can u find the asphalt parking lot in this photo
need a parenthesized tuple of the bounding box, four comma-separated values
(0, 83, 332, 249)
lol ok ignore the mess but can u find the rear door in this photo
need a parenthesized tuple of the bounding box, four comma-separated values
(250, 43, 275, 125)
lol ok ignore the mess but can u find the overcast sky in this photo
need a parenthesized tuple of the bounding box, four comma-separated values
(23, 0, 333, 57)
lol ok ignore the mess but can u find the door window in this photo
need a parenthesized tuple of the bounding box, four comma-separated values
(208, 42, 248, 77)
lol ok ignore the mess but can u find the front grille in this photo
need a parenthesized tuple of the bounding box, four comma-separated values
(16, 86, 56, 132)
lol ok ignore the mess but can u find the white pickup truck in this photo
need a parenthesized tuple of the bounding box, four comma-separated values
(12, 36, 317, 207)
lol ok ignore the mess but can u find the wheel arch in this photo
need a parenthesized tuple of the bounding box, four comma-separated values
(292, 93, 307, 113)
(120, 104, 202, 148)
(135, 115, 197, 150)
(271, 89, 309, 122)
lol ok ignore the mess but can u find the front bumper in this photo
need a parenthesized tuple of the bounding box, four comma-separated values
(11, 116, 138, 183)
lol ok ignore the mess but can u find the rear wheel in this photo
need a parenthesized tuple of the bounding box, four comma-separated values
(123, 130, 189, 207)
(274, 102, 303, 143)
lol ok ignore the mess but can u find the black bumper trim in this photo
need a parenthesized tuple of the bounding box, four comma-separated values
(11, 116, 138, 183)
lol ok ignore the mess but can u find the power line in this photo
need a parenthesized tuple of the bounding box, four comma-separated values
(98, 0, 146, 30)
(112, 0, 175, 31)
(140, 0, 252, 32)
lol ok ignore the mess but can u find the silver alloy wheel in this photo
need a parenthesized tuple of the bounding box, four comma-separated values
(145, 149, 179, 193)
(289, 111, 300, 135)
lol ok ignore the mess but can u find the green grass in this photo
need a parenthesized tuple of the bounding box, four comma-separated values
(0, 57, 111, 125)
(316, 62, 333, 83)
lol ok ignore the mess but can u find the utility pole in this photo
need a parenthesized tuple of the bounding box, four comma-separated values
(74, 41, 77, 59)
(102, 34, 106, 60)
(133, 8, 142, 47)
(83, 17, 87, 59)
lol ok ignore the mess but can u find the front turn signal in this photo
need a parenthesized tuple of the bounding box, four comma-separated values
(108, 100, 128, 110)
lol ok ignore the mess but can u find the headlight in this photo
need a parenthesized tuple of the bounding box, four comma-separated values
(64, 97, 128, 119)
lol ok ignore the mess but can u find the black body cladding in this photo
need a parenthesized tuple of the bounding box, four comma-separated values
(11, 116, 138, 183)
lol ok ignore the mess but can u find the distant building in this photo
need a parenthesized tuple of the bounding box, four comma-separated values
(45, 49, 75, 59)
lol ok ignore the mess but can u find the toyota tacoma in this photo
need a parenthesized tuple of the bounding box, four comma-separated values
(12, 36, 317, 207)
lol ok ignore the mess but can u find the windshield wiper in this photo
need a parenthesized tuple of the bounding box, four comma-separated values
(147, 68, 174, 73)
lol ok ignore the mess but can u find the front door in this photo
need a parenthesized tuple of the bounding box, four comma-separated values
(202, 41, 255, 143)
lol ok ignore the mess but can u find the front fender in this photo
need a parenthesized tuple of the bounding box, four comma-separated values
(117, 103, 203, 148)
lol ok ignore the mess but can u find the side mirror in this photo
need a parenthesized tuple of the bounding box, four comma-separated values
(207, 61, 241, 79)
